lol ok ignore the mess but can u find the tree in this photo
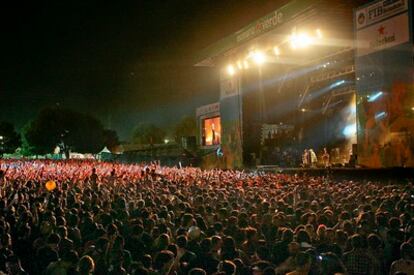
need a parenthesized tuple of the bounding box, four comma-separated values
(132, 123, 166, 145)
(24, 107, 105, 154)
(0, 121, 21, 155)
(173, 116, 197, 142)
(20, 123, 35, 156)
(103, 129, 120, 151)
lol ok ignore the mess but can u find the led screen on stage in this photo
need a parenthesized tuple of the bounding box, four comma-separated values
(202, 116, 221, 146)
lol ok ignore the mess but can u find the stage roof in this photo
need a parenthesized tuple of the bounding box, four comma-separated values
(195, 0, 369, 67)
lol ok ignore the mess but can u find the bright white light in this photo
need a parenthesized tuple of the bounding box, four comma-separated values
(290, 32, 313, 49)
(301, 108, 306, 112)
(227, 64, 235, 76)
(273, 46, 280, 56)
(350, 105, 356, 114)
(342, 123, 356, 137)
(237, 61, 243, 69)
(367, 91, 383, 102)
(316, 29, 323, 38)
(164, 139, 169, 144)
(411, 106, 414, 111)
(251, 51, 265, 65)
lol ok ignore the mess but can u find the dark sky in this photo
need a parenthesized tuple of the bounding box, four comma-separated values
(1, 0, 288, 139)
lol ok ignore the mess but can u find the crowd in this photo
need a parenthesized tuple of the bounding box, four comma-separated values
(0, 159, 413, 275)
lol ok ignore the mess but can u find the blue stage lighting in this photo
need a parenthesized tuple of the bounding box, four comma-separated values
(367, 91, 383, 102)
(330, 80, 345, 88)
(375, 111, 387, 120)
(342, 123, 356, 137)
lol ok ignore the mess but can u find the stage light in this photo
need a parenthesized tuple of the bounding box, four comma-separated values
(342, 123, 356, 137)
(251, 51, 265, 65)
(290, 32, 298, 49)
(411, 106, 414, 111)
(375, 111, 387, 120)
(227, 64, 235, 76)
(316, 29, 323, 38)
(273, 46, 280, 56)
(290, 32, 313, 49)
(301, 108, 307, 112)
(367, 91, 383, 102)
(237, 60, 243, 69)
(243, 60, 249, 69)
(330, 80, 345, 88)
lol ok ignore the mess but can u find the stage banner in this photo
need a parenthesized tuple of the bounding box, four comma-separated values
(219, 70, 243, 168)
(355, 0, 414, 167)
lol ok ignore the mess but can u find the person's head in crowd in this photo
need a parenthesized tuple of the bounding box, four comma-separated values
(319, 252, 347, 275)
(316, 224, 327, 241)
(335, 230, 348, 246)
(154, 250, 175, 273)
(296, 229, 311, 244)
(350, 234, 366, 249)
(141, 254, 152, 269)
(389, 217, 401, 231)
(342, 220, 354, 236)
(222, 236, 236, 253)
(292, 252, 311, 274)
(36, 245, 59, 270)
(400, 242, 413, 260)
(282, 228, 294, 243)
(367, 233, 382, 250)
(219, 260, 236, 275)
(78, 255, 95, 275)
(157, 233, 170, 250)
(251, 260, 272, 275)
(189, 267, 207, 275)
(5, 255, 25, 275)
(200, 237, 212, 254)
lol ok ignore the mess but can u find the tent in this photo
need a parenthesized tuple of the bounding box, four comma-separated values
(97, 146, 112, 161)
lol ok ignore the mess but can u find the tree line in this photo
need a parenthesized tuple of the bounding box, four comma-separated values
(1, 107, 196, 156)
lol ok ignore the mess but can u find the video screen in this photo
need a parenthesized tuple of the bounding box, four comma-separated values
(202, 116, 221, 146)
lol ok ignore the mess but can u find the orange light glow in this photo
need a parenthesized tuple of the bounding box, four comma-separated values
(202, 117, 221, 146)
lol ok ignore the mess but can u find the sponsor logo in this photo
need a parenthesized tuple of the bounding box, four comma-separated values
(370, 25, 396, 49)
(356, 12, 408, 56)
(237, 11, 283, 42)
(356, 0, 407, 29)
(358, 12, 366, 25)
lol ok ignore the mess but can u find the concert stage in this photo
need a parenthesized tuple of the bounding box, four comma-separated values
(257, 165, 414, 181)
(195, 0, 414, 170)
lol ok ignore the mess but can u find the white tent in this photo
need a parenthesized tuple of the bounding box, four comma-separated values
(99, 146, 111, 154)
(97, 146, 112, 160)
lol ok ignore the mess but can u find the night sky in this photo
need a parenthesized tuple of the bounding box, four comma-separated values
(1, 0, 288, 139)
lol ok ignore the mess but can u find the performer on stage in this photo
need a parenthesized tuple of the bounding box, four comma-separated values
(322, 147, 330, 167)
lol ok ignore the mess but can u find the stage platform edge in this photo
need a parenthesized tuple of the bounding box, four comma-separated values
(256, 165, 414, 181)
